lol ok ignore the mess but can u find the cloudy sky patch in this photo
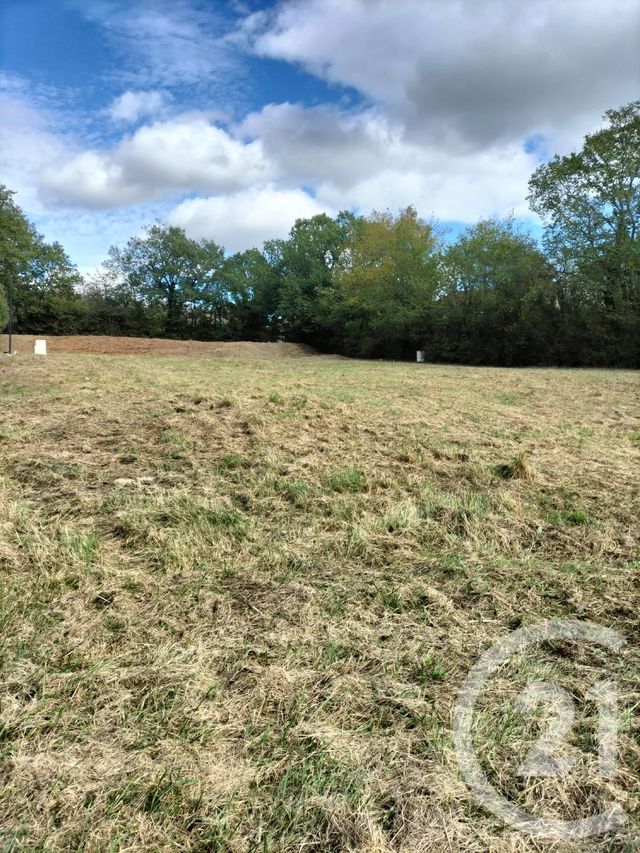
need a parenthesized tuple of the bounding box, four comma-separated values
(0, 0, 638, 267)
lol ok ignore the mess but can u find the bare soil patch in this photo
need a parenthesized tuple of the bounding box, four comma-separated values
(3, 334, 317, 358)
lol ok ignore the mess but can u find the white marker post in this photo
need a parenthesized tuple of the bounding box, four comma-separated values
(34, 339, 47, 356)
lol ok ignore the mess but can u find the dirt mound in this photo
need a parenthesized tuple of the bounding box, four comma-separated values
(3, 334, 317, 359)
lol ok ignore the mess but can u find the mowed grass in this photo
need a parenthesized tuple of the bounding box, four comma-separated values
(0, 353, 638, 852)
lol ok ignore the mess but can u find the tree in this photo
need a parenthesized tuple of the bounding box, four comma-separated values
(0, 185, 35, 336)
(14, 238, 83, 333)
(265, 212, 356, 349)
(434, 219, 554, 365)
(104, 224, 225, 338)
(218, 249, 275, 339)
(528, 101, 640, 365)
(0, 185, 83, 335)
(334, 207, 440, 357)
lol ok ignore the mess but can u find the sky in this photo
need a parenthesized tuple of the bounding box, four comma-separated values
(1, 0, 638, 273)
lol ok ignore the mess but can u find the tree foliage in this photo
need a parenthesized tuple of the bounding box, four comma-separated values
(0, 286, 7, 332)
(528, 101, 640, 364)
(335, 207, 439, 357)
(434, 219, 554, 365)
(102, 224, 225, 338)
(0, 185, 82, 335)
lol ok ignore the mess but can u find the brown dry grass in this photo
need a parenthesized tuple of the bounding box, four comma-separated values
(0, 350, 638, 852)
(4, 335, 317, 358)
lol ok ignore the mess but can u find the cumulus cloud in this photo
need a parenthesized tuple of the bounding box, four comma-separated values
(40, 116, 272, 208)
(240, 101, 537, 221)
(239, 103, 398, 188)
(168, 186, 328, 252)
(245, 0, 640, 149)
(107, 90, 166, 123)
(0, 83, 68, 213)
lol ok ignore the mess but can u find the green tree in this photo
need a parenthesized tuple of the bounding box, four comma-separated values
(434, 219, 554, 365)
(15, 237, 83, 333)
(0, 184, 83, 335)
(0, 185, 35, 335)
(265, 212, 356, 349)
(335, 207, 440, 357)
(104, 224, 225, 338)
(528, 101, 640, 365)
(219, 249, 275, 339)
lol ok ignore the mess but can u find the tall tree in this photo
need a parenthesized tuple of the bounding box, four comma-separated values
(15, 238, 83, 333)
(528, 101, 640, 365)
(265, 212, 356, 349)
(435, 219, 554, 365)
(104, 224, 225, 338)
(334, 207, 440, 357)
(219, 249, 274, 339)
(0, 185, 83, 335)
(0, 185, 35, 337)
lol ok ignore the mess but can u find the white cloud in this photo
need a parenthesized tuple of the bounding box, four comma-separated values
(241, 101, 538, 222)
(245, 0, 640, 149)
(39, 116, 273, 208)
(239, 103, 397, 188)
(107, 90, 166, 123)
(168, 186, 329, 252)
(0, 84, 68, 213)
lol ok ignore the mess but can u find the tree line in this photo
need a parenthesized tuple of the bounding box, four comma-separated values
(1, 102, 638, 366)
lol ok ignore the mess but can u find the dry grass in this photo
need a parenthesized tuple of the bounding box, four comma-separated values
(0, 351, 638, 852)
(4, 334, 317, 359)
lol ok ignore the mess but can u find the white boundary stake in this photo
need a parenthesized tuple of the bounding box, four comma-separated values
(34, 339, 47, 355)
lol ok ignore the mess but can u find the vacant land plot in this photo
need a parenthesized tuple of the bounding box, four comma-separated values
(0, 352, 638, 852)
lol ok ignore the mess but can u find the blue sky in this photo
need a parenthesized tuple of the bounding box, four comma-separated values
(1, 0, 638, 272)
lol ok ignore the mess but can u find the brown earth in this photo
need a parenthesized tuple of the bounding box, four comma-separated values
(2, 334, 318, 358)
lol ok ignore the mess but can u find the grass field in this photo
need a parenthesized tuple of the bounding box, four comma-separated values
(0, 351, 638, 852)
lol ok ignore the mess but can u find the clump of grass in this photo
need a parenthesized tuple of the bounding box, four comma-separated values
(216, 453, 246, 471)
(321, 642, 359, 664)
(383, 498, 421, 532)
(421, 487, 492, 534)
(290, 395, 308, 410)
(497, 392, 521, 405)
(549, 507, 593, 527)
(495, 450, 536, 481)
(412, 654, 446, 684)
(278, 478, 313, 507)
(60, 530, 102, 565)
(324, 466, 366, 493)
(160, 429, 183, 446)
